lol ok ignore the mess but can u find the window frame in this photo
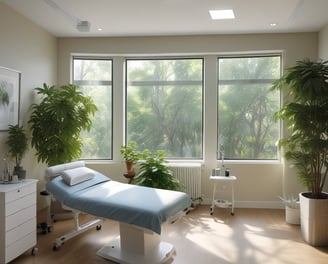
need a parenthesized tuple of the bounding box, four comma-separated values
(72, 56, 114, 160)
(217, 54, 282, 161)
(124, 57, 205, 160)
(70, 53, 282, 163)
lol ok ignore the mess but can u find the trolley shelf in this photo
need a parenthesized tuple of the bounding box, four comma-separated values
(209, 175, 237, 216)
(214, 199, 232, 208)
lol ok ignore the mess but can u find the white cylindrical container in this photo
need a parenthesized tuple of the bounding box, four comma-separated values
(12, 175, 19, 183)
(285, 206, 300, 225)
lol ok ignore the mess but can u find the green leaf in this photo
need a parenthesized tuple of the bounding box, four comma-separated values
(28, 83, 97, 166)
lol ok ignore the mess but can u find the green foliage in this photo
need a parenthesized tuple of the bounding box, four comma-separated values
(78, 82, 112, 159)
(218, 56, 281, 159)
(6, 124, 28, 167)
(272, 59, 328, 198)
(0, 81, 10, 106)
(127, 59, 203, 158)
(132, 149, 183, 191)
(120, 141, 141, 164)
(29, 83, 97, 166)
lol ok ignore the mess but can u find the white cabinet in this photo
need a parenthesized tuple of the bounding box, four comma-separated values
(0, 179, 38, 264)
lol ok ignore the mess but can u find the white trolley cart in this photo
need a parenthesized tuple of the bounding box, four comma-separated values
(210, 175, 237, 216)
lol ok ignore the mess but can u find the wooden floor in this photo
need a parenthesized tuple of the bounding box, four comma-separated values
(11, 205, 328, 264)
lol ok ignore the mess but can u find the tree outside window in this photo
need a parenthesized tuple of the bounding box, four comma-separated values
(218, 56, 281, 160)
(71, 55, 280, 161)
(72, 57, 113, 159)
(126, 58, 203, 159)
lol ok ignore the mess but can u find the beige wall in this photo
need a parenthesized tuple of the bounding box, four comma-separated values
(318, 24, 328, 193)
(319, 24, 328, 60)
(0, 3, 57, 209)
(58, 33, 317, 84)
(58, 33, 318, 207)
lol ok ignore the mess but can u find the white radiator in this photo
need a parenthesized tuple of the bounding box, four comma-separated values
(169, 163, 202, 200)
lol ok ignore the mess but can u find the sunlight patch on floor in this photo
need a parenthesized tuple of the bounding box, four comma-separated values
(184, 219, 239, 262)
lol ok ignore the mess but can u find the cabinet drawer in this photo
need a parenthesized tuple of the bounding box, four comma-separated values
(6, 205, 36, 232)
(6, 231, 36, 263)
(6, 217, 36, 246)
(5, 183, 36, 203)
(6, 192, 36, 216)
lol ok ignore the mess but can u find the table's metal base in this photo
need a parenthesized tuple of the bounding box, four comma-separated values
(97, 239, 175, 264)
(97, 222, 175, 264)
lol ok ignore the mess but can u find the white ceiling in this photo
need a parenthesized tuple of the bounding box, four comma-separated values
(3, 0, 328, 37)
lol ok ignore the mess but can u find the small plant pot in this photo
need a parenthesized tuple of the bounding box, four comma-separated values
(13, 166, 26, 180)
(125, 161, 136, 177)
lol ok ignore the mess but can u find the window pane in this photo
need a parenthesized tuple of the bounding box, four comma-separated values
(126, 58, 203, 159)
(73, 58, 112, 159)
(218, 56, 281, 160)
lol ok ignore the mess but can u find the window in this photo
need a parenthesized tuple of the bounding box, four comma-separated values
(126, 58, 203, 159)
(72, 57, 113, 159)
(218, 55, 281, 160)
(71, 54, 281, 161)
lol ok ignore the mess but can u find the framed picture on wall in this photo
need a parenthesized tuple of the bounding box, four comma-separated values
(0, 66, 21, 131)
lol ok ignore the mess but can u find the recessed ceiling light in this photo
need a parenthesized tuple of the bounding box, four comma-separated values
(97, 28, 103, 31)
(270, 23, 278, 27)
(209, 9, 235, 20)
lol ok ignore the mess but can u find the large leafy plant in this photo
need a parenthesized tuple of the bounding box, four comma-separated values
(272, 59, 328, 198)
(29, 83, 97, 166)
(132, 149, 182, 191)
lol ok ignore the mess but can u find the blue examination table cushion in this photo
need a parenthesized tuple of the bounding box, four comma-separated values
(46, 173, 191, 234)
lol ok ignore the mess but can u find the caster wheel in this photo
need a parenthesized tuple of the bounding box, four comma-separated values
(32, 247, 38, 256)
(96, 225, 102, 231)
(210, 212, 213, 215)
(231, 212, 234, 216)
(53, 244, 60, 251)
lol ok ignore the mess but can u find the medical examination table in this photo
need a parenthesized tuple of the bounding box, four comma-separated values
(45, 161, 192, 264)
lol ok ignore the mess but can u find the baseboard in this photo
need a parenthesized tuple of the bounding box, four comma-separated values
(203, 198, 284, 209)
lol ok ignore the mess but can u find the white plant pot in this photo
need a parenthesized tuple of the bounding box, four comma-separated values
(285, 206, 300, 225)
(299, 192, 328, 246)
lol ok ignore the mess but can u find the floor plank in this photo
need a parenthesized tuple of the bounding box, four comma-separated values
(11, 206, 328, 264)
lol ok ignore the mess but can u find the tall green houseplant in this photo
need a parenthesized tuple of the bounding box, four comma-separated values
(29, 83, 97, 166)
(272, 59, 328, 246)
(273, 59, 328, 198)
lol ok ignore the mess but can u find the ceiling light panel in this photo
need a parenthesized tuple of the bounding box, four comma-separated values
(209, 9, 235, 20)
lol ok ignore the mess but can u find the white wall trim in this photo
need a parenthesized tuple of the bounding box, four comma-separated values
(203, 199, 284, 209)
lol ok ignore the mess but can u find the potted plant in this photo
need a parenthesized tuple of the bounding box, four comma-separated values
(120, 141, 140, 177)
(6, 124, 28, 179)
(29, 83, 97, 166)
(131, 149, 183, 191)
(272, 59, 328, 246)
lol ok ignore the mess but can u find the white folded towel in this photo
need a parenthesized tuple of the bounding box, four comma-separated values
(45, 160, 86, 180)
(62, 167, 96, 186)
